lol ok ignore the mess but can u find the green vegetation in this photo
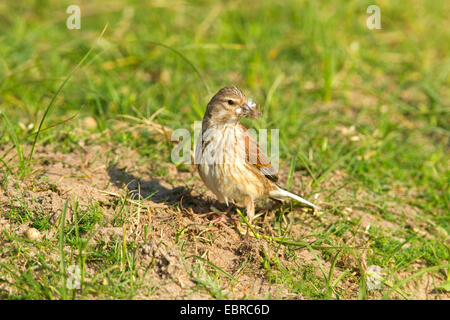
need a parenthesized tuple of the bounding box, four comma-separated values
(0, 0, 448, 300)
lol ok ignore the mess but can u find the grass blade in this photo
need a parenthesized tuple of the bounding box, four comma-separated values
(27, 24, 109, 170)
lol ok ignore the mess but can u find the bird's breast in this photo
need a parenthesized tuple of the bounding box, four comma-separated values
(195, 124, 265, 203)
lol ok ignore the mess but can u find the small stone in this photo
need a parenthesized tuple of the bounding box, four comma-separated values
(83, 117, 97, 129)
(26, 227, 42, 240)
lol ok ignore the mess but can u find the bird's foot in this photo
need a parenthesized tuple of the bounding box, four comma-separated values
(210, 214, 234, 224)
(206, 204, 236, 224)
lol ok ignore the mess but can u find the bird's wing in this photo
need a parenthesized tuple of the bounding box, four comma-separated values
(241, 124, 279, 183)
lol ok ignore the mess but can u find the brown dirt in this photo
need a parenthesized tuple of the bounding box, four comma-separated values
(0, 143, 448, 300)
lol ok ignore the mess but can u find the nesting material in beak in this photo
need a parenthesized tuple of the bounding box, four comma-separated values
(238, 98, 261, 118)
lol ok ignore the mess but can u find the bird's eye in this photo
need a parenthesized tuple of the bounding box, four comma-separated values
(227, 100, 234, 105)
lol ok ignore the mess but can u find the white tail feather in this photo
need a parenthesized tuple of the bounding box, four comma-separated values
(270, 188, 321, 210)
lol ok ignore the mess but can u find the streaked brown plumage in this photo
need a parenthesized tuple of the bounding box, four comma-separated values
(195, 86, 319, 222)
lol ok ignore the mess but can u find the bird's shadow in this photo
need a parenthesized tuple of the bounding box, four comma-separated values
(107, 164, 216, 214)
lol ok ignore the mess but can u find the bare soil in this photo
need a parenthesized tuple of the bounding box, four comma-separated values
(0, 144, 448, 299)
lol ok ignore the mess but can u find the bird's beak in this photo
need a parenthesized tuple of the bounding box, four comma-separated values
(238, 99, 261, 119)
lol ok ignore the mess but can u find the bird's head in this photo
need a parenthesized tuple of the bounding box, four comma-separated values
(204, 86, 261, 124)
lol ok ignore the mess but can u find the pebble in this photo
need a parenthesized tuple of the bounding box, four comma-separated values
(26, 227, 42, 240)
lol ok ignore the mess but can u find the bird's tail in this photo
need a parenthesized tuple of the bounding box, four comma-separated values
(269, 187, 321, 210)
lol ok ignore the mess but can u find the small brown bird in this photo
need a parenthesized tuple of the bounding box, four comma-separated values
(195, 86, 320, 222)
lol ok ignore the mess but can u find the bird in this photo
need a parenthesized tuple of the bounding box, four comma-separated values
(195, 86, 320, 223)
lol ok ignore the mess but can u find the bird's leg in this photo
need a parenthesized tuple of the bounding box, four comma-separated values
(244, 197, 255, 223)
(239, 197, 255, 241)
(244, 225, 250, 242)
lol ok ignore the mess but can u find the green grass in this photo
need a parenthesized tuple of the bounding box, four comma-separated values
(0, 0, 449, 300)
